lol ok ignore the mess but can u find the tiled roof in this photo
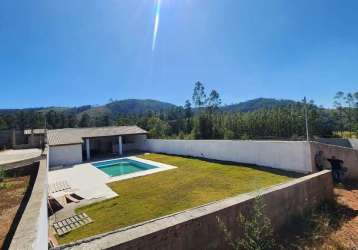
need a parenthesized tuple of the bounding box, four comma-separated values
(47, 126, 147, 146)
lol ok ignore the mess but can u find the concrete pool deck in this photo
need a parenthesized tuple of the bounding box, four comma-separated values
(48, 156, 177, 201)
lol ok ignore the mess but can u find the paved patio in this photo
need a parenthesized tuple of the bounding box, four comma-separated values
(48, 161, 118, 200)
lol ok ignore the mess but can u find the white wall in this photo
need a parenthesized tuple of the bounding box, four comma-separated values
(123, 134, 147, 152)
(49, 144, 83, 167)
(140, 140, 313, 173)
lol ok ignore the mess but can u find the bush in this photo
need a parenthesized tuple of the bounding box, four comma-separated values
(0, 168, 7, 189)
(217, 196, 276, 250)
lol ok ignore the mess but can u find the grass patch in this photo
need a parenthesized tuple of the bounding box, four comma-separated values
(58, 153, 294, 244)
(333, 131, 358, 139)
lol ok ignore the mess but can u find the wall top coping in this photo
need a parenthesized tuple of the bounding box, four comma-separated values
(145, 139, 310, 143)
(311, 141, 358, 152)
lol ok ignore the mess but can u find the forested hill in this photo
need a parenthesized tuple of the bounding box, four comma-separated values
(222, 98, 298, 112)
(0, 99, 175, 117)
(0, 98, 298, 117)
(104, 99, 176, 116)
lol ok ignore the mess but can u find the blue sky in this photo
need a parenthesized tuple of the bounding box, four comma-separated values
(0, 0, 357, 108)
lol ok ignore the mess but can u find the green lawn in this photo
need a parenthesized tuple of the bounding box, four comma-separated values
(58, 153, 295, 244)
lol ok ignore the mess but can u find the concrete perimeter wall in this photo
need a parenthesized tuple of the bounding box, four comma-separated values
(140, 139, 313, 173)
(57, 170, 333, 250)
(49, 144, 83, 167)
(9, 151, 48, 250)
(310, 141, 358, 180)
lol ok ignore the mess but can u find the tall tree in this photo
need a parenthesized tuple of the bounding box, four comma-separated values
(184, 100, 192, 118)
(192, 81, 206, 108)
(345, 92, 355, 135)
(333, 91, 345, 135)
(207, 90, 222, 111)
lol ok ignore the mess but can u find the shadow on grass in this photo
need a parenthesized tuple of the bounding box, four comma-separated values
(277, 196, 358, 249)
(151, 152, 304, 178)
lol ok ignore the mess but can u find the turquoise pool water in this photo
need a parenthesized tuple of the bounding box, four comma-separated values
(93, 158, 157, 177)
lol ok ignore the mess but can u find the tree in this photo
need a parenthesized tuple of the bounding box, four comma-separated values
(184, 100, 192, 118)
(101, 115, 111, 126)
(67, 113, 78, 128)
(191, 113, 213, 139)
(117, 117, 133, 126)
(45, 110, 57, 129)
(79, 113, 91, 127)
(354, 92, 358, 132)
(192, 81, 207, 108)
(3, 114, 16, 129)
(333, 91, 345, 135)
(0, 116, 7, 130)
(207, 90, 222, 111)
(345, 92, 355, 135)
(147, 117, 170, 138)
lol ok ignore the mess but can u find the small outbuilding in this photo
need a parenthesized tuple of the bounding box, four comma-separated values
(47, 126, 147, 167)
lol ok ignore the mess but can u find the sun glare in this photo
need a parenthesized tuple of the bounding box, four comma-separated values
(152, 0, 162, 52)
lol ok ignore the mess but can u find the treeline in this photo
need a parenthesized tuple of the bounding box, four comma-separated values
(130, 82, 338, 140)
(0, 110, 110, 130)
(124, 83, 357, 140)
(0, 82, 357, 140)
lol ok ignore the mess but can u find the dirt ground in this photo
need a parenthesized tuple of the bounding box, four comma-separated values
(324, 182, 358, 249)
(0, 176, 30, 248)
(278, 180, 358, 250)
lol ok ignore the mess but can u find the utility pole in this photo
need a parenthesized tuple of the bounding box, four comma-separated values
(303, 97, 309, 141)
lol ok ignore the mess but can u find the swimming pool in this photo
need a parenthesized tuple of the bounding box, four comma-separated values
(93, 158, 158, 177)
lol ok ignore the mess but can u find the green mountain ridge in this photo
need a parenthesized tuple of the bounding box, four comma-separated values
(222, 98, 298, 112)
(0, 98, 301, 118)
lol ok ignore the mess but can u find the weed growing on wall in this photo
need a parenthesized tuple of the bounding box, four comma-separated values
(217, 195, 276, 250)
(0, 168, 6, 189)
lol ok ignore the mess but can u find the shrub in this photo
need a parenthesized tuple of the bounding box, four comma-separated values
(217, 196, 276, 250)
(0, 167, 6, 189)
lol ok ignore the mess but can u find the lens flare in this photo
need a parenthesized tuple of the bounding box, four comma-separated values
(152, 0, 162, 52)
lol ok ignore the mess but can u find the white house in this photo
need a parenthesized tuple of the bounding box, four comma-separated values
(47, 126, 147, 167)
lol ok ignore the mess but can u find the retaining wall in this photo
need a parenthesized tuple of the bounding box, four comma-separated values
(56, 170, 333, 250)
(310, 141, 358, 180)
(9, 153, 48, 250)
(140, 139, 313, 173)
